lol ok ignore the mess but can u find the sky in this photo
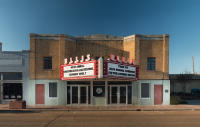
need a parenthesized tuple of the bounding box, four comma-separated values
(0, 0, 200, 74)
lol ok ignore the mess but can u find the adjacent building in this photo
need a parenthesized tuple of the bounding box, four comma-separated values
(27, 33, 170, 106)
(170, 74, 200, 94)
(0, 42, 29, 104)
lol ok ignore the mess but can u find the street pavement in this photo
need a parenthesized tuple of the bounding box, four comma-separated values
(1, 111, 200, 127)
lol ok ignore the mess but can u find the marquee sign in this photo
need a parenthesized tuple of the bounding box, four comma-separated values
(103, 60, 138, 80)
(61, 59, 97, 80)
(61, 54, 139, 80)
(103, 54, 139, 80)
(108, 62, 136, 78)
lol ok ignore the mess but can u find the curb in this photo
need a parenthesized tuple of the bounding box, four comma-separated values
(0, 108, 198, 113)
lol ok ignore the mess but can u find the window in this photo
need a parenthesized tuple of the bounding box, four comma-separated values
(141, 83, 150, 98)
(49, 82, 57, 97)
(43, 57, 52, 69)
(2, 72, 22, 80)
(147, 57, 155, 70)
(3, 83, 22, 99)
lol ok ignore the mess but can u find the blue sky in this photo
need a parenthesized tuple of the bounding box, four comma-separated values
(0, 0, 200, 74)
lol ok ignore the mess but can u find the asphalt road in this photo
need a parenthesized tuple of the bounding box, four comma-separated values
(0, 111, 200, 127)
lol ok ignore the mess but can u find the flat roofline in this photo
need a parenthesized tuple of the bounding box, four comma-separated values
(30, 33, 75, 38)
(30, 33, 169, 40)
(1, 50, 30, 53)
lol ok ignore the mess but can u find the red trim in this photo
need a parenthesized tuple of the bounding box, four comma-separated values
(62, 75, 97, 80)
(60, 65, 64, 80)
(94, 60, 97, 76)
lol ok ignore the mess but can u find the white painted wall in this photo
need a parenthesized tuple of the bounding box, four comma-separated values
(26, 80, 66, 106)
(133, 80, 170, 105)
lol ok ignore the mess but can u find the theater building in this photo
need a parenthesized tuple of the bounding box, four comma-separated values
(27, 33, 170, 106)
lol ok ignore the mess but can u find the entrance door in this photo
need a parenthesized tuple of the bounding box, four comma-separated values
(69, 85, 88, 105)
(71, 86, 78, 104)
(110, 86, 127, 104)
(80, 86, 87, 104)
(154, 85, 163, 105)
(36, 84, 44, 104)
(111, 87, 118, 104)
(120, 86, 126, 104)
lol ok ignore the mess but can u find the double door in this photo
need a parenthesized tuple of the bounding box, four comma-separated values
(109, 86, 127, 104)
(67, 85, 89, 105)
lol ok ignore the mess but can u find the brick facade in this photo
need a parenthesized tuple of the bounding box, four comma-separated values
(30, 34, 169, 80)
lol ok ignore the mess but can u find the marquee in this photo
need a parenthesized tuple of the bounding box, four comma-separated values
(61, 54, 139, 80)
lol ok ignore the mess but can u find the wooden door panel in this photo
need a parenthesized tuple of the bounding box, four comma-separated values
(36, 84, 44, 104)
(154, 85, 163, 105)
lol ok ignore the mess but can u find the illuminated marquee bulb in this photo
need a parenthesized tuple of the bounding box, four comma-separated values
(127, 58, 130, 64)
(80, 55, 84, 62)
(74, 56, 79, 63)
(69, 57, 74, 64)
(117, 56, 121, 62)
(64, 58, 68, 64)
(110, 54, 115, 61)
(122, 57, 126, 63)
(131, 59, 134, 65)
(85, 54, 91, 61)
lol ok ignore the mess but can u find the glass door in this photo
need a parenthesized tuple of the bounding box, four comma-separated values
(80, 86, 87, 104)
(120, 86, 126, 104)
(68, 85, 89, 105)
(111, 86, 118, 104)
(71, 86, 78, 104)
(110, 85, 128, 104)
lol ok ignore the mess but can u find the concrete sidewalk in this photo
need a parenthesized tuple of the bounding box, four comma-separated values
(2, 104, 200, 111)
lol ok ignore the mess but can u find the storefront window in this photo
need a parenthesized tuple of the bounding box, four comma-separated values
(2, 72, 22, 80)
(3, 83, 22, 99)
